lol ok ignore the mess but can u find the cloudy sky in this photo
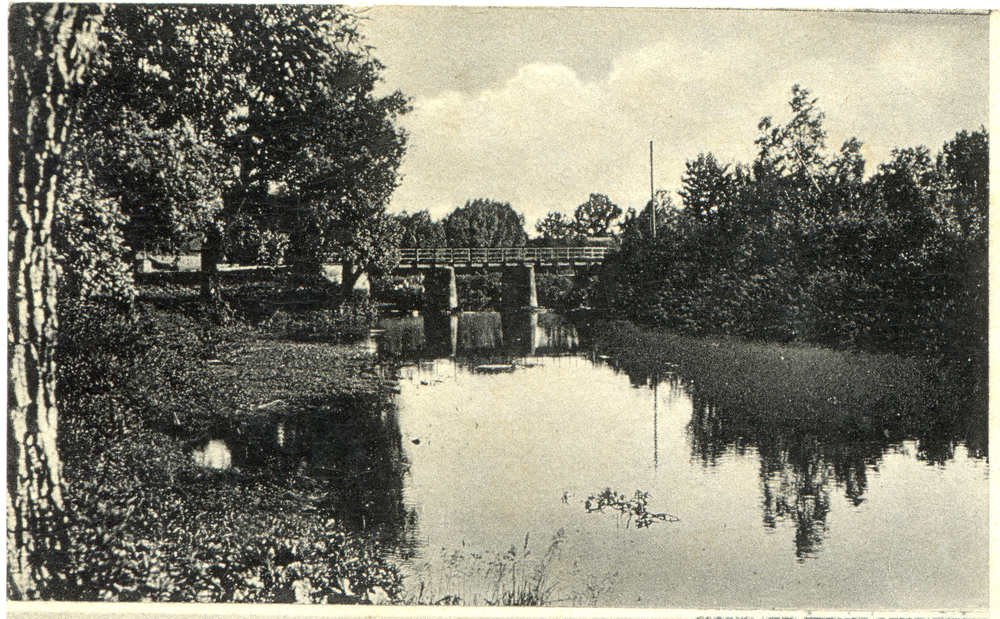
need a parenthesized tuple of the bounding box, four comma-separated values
(357, 8, 988, 230)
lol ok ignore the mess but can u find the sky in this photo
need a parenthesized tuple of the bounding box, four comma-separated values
(356, 8, 989, 229)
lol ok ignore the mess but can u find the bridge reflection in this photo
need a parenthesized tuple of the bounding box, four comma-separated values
(376, 311, 580, 364)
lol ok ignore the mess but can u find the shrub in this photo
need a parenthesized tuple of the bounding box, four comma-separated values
(227, 216, 290, 266)
(457, 273, 502, 311)
(370, 275, 424, 311)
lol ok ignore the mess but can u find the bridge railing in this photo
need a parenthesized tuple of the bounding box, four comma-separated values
(397, 247, 610, 265)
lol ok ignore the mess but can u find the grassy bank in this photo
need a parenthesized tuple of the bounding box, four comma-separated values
(55, 282, 405, 603)
(575, 317, 986, 458)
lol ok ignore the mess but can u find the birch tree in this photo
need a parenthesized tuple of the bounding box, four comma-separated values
(8, 3, 105, 599)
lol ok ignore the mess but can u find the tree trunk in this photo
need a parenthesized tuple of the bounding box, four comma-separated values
(8, 4, 105, 600)
(201, 223, 224, 303)
(340, 259, 363, 301)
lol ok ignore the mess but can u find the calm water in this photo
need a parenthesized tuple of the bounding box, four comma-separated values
(373, 311, 988, 610)
(197, 311, 987, 609)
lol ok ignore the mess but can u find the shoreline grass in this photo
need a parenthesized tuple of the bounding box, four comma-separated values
(574, 317, 986, 456)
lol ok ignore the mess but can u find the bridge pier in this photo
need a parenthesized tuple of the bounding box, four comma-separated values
(424, 266, 458, 312)
(500, 264, 537, 310)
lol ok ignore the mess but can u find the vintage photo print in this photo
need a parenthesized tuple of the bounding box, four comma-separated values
(7, 3, 991, 617)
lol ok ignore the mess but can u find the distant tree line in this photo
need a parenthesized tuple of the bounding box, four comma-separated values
(536, 193, 623, 245)
(394, 192, 628, 250)
(388, 196, 620, 310)
(600, 86, 987, 358)
(395, 198, 527, 248)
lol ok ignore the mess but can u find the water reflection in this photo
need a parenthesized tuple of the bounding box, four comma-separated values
(376, 310, 580, 364)
(385, 323, 987, 608)
(196, 392, 414, 544)
(604, 354, 987, 563)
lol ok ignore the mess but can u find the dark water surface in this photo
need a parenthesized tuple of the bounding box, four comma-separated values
(371, 311, 988, 609)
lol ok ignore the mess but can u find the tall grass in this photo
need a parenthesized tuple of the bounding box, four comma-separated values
(401, 531, 565, 607)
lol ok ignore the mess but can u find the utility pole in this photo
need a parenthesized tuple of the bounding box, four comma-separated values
(649, 140, 656, 238)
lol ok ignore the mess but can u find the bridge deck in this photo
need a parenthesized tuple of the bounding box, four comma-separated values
(396, 247, 609, 268)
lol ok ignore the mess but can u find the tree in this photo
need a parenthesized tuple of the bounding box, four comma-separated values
(83, 5, 408, 301)
(397, 210, 447, 248)
(573, 193, 622, 237)
(444, 199, 527, 247)
(867, 146, 937, 252)
(620, 191, 680, 242)
(536, 211, 576, 244)
(8, 3, 106, 599)
(755, 84, 828, 192)
(936, 128, 988, 239)
(77, 111, 233, 259)
(535, 193, 622, 245)
(679, 154, 736, 221)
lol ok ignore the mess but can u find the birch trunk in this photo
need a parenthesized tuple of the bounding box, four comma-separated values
(8, 4, 104, 600)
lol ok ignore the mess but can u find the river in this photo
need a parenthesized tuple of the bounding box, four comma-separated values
(193, 310, 987, 608)
(372, 310, 988, 609)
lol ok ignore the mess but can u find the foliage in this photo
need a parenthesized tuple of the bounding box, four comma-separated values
(60, 512, 400, 603)
(936, 127, 988, 238)
(535, 211, 576, 244)
(572, 193, 622, 237)
(601, 86, 987, 358)
(486, 532, 562, 606)
(225, 215, 291, 266)
(53, 287, 402, 603)
(584, 489, 679, 529)
(396, 210, 448, 248)
(69, 4, 408, 301)
(536, 193, 622, 244)
(617, 191, 680, 243)
(75, 110, 233, 256)
(402, 531, 564, 607)
(370, 276, 425, 311)
(535, 272, 597, 310)
(444, 199, 527, 247)
(456, 273, 504, 311)
(578, 317, 987, 486)
(55, 178, 135, 302)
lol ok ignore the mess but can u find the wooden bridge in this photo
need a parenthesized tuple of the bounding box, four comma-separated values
(396, 246, 610, 269)
(395, 247, 612, 311)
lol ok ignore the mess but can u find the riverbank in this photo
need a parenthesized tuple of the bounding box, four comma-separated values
(56, 282, 404, 602)
(574, 317, 986, 457)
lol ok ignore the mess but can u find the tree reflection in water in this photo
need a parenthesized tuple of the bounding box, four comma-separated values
(203, 390, 416, 550)
(625, 361, 985, 561)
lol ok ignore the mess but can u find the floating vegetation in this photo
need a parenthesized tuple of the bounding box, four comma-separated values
(584, 488, 679, 528)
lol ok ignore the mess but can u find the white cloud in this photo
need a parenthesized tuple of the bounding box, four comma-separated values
(392, 63, 650, 226)
(387, 17, 987, 230)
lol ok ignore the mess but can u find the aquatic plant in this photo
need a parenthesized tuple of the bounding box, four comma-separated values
(584, 488, 679, 528)
(486, 531, 563, 606)
(401, 531, 565, 607)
